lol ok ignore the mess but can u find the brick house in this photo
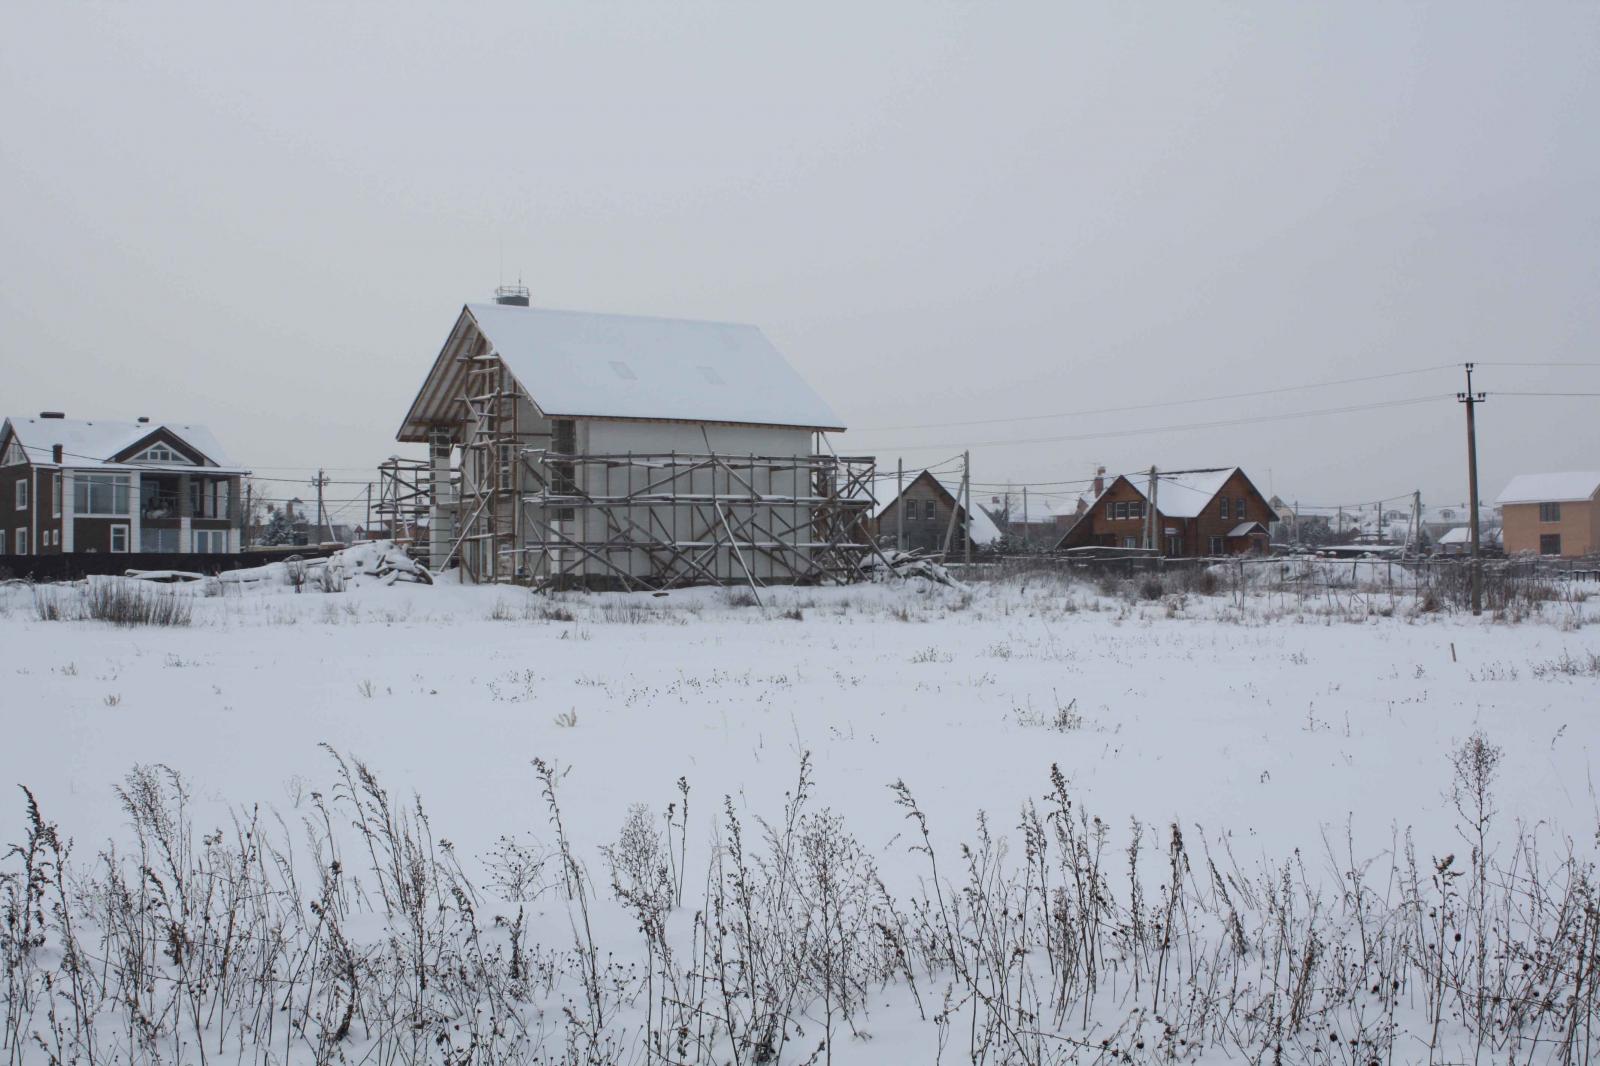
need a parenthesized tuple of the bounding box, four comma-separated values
(871, 470, 1001, 555)
(1055, 467, 1277, 557)
(1494, 472, 1600, 558)
(0, 413, 250, 556)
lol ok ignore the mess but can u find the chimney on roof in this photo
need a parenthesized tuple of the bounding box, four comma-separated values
(39, 411, 65, 419)
(52, 445, 63, 463)
(494, 284, 530, 307)
(1093, 466, 1105, 496)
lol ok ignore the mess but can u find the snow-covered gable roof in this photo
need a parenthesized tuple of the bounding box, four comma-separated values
(1071, 467, 1277, 525)
(872, 470, 1002, 545)
(1, 416, 243, 472)
(1438, 526, 1471, 544)
(1135, 468, 1237, 518)
(466, 303, 843, 431)
(1495, 472, 1600, 506)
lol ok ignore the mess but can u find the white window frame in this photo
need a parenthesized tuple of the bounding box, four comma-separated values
(110, 524, 129, 553)
(132, 444, 188, 465)
(193, 528, 226, 553)
(1234, 498, 1246, 520)
(1208, 536, 1224, 555)
(52, 473, 61, 518)
(74, 474, 132, 517)
(14, 479, 26, 510)
(1218, 498, 1229, 520)
(13, 528, 26, 554)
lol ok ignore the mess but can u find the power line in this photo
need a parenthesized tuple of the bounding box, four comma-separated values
(1494, 391, 1600, 397)
(850, 364, 1458, 434)
(868, 393, 1455, 453)
(1476, 361, 1600, 368)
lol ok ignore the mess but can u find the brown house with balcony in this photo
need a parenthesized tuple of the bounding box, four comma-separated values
(0, 413, 249, 556)
(1494, 472, 1600, 558)
(1055, 467, 1277, 557)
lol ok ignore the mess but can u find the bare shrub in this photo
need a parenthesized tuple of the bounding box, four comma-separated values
(35, 581, 193, 626)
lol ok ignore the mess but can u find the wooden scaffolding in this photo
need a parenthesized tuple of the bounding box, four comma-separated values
(374, 457, 431, 554)
(502, 448, 880, 590)
(416, 344, 880, 588)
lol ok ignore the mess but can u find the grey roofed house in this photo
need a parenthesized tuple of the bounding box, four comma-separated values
(399, 303, 845, 439)
(393, 298, 868, 587)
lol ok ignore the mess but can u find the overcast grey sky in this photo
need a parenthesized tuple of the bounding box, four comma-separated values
(3, 2, 1596, 516)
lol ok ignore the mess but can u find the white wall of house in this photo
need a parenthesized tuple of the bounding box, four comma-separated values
(564, 420, 815, 583)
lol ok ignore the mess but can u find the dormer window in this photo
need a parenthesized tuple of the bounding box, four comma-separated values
(134, 444, 187, 464)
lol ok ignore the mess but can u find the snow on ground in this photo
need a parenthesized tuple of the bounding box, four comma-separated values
(4, 569, 1590, 862)
(1, 559, 1597, 1063)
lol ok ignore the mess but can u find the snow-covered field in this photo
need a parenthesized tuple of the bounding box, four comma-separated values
(2, 556, 1597, 1064)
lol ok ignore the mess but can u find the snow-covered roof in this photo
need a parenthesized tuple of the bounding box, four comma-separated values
(1, 416, 244, 472)
(1227, 521, 1267, 537)
(1494, 472, 1600, 506)
(1438, 526, 1471, 544)
(871, 470, 1002, 545)
(1136, 468, 1237, 518)
(426, 303, 843, 432)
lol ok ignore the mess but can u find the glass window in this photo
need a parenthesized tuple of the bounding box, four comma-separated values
(1540, 534, 1562, 556)
(52, 473, 61, 518)
(135, 444, 185, 464)
(14, 479, 26, 510)
(1219, 498, 1230, 520)
(1539, 502, 1562, 523)
(1235, 498, 1246, 520)
(13, 529, 26, 554)
(1209, 536, 1224, 555)
(190, 479, 229, 519)
(141, 527, 180, 552)
(110, 525, 129, 553)
(74, 474, 131, 516)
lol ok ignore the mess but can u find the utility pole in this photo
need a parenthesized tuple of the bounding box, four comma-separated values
(365, 482, 373, 540)
(311, 469, 331, 546)
(1145, 466, 1158, 550)
(1149, 471, 1160, 554)
(962, 451, 972, 567)
(1022, 486, 1030, 551)
(1411, 490, 1422, 557)
(244, 481, 253, 548)
(1459, 363, 1487, 615)
(896, 459, 905, 553)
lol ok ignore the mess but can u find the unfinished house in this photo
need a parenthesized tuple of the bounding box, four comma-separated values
(395, 292, 876, 588)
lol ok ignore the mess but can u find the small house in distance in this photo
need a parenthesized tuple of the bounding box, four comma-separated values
(870, 470, 1001, 555)
(396, 292, 875, 587)
(1494, 472, 1600, 558)
(0, 413, 249, 556)
(1056, 467, 1276, 557)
